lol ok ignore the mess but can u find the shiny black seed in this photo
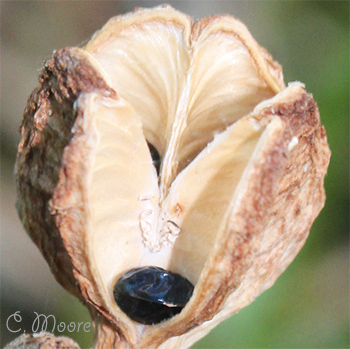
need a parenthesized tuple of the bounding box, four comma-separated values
(113, 266, 194, 325)
(147, 142, 161, 176)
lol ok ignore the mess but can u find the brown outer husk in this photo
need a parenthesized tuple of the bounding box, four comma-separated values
(15, 47, 134, 347)
(15, 46, 119, 323)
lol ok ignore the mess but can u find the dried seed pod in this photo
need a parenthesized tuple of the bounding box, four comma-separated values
(15, 4, 330, 348)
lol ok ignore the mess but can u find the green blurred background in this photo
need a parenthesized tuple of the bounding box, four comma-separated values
(1, 1, 348, 348)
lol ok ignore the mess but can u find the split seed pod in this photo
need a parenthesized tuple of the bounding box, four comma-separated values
(15, 5, 330, 348)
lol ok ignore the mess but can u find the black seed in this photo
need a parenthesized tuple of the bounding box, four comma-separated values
(147, 142, 161, 176)
(113, 266, 194, 325)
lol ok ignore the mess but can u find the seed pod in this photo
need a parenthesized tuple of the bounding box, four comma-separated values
(15, 4, 330, 348)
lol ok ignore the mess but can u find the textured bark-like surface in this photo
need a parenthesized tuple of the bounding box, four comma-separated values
(4, 332, 80, 349)
(93, 317, 130, 349)
(252, 89, 330, 292)
(15, 48, 114, 298)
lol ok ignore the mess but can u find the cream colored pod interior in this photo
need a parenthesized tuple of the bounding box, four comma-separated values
(15, 4, 330, 348)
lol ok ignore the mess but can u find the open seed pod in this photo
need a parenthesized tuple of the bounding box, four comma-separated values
(15, 4, 330, 348)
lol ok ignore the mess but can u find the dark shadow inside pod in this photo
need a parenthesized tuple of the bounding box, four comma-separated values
(147, 142, 161, 176)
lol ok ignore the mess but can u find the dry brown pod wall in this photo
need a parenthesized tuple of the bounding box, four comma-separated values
(13, 4, 330, 349)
